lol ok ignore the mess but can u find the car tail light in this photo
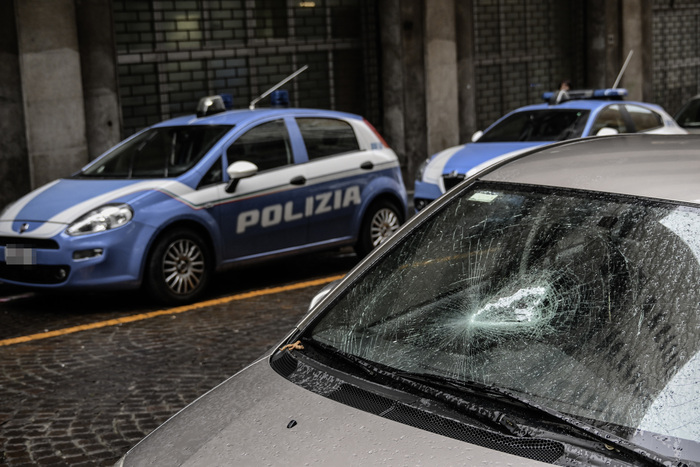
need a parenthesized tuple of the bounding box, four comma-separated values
(363, 119, 390, 148)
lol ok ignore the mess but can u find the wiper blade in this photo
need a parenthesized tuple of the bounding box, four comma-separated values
(393, 370, 670, 467)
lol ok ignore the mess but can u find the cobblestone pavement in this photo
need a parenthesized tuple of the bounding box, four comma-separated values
(0, 253, 356, 466)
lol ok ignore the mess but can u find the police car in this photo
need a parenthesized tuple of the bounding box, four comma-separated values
(414, 88, 687, 211)
(0, 92, 408, 304)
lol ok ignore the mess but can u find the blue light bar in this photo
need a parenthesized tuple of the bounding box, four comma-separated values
(542, 88, 628, 104)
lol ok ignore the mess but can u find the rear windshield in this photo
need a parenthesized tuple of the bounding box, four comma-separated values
(479, 109, 590, 142)
(80, 125, 232, 178)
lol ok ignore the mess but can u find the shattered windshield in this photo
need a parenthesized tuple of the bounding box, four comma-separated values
(309, 182, 700, 461)
(478, 110, 589, 142)
(80, 125, 232, 178)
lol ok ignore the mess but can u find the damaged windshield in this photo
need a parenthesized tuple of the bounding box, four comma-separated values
(80, 125, 232, 178)
(309, 182, 700, 462)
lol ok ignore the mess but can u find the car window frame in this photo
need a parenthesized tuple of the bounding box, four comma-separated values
(295, 117, 362, 161)
(590, 104, 629, 135)
(623, 104, 664, 133)
(224, 118, 294, 174)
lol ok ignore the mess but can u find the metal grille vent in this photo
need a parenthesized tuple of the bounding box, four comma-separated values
(271, 356, 564, 464)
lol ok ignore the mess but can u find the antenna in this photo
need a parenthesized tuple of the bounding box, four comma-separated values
(612, 50, 634, 89)
(249, 65, 308, 110)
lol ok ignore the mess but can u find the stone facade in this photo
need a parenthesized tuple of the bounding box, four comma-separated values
(113, 0, 381, 137)
(2, 0, 700, 210)
(652, 0, 700, 114)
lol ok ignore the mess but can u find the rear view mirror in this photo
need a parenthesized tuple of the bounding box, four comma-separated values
(471, 130, 484, 142)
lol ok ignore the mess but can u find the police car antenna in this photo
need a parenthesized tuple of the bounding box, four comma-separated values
(249, 65, 309, 110)
(612, 50, 633, 89)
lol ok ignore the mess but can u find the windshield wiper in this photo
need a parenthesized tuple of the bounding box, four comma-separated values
(392, 370, 672, 467)
(301, 339, 543, 437)
(299, 340, 680, 465)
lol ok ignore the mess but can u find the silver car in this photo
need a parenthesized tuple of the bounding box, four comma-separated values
(118, 135, 700, 466)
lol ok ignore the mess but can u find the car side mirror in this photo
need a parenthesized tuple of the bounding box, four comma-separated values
(596, 127, 619, 136)
(471, 130, 484, 142)
(225, 161, 258, 193)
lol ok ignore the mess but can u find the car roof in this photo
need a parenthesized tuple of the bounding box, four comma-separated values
(511, 99, 661, 112)
(480, 134, 700, 205)
(152, 107, 364, 127)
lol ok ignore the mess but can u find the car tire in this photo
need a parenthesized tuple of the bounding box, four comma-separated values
(356, 199, 403, 257)
(146, 228, 212, 305)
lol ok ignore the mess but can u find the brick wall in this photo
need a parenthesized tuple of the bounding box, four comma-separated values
(114, 0, 379, 137)
(472, 0, 586, 130)
(652, 0, 700, 115)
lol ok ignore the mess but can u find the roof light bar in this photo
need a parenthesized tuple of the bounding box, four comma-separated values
(542, 88, 628, 105)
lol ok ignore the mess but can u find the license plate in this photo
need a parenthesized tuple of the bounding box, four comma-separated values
(5, 245, 36, 265)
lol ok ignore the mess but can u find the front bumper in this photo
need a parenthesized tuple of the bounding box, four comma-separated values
(413, 180, 444, 211)
(0, 223, 153, 290)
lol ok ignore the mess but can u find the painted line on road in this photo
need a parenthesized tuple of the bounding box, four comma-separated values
(0, 274, 344, 348)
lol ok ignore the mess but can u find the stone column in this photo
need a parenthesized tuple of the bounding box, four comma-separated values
(455, 0, 476, 143)
(620, 0, 652, 101)
(424, 0, 459, 156)
(76, 0, 123, 159)
(0, 0, 31, 208)
(16, 0, 89, 189)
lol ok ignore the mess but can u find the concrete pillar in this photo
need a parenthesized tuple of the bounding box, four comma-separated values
(0, 0, 31, 209)
(399, 0, 428, 185)
(76, 0, 122, 159)
(16, 0, 89, 189)
(379, 0, 407, 170)
(455, 0, 476, 143)
(620, 0, 652, 101)
(587, 0, 621, 89)
(424, 0, 459, 156)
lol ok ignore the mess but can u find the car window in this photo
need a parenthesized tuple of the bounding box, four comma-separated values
(198, 157, 223, 189)
(478, 110, 589, 142)
(309, 182, 700, 452)
(625, 104, 663, 132)
(227, 120, 291, 171)
(675, 98, 700, 129)
(80, 125, 232, 178)
(590, 104, 628, 134)
(297, 118, 360, 160)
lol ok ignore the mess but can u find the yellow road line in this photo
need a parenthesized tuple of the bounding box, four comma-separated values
(0, 274, 344, 348)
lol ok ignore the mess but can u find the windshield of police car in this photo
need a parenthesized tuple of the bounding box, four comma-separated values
(80, 125, 232, 178)
(478, 110, 589, 142)
(310, 182, 700, 462)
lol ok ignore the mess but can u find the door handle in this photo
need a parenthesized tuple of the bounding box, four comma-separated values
(361, 161, 374, 170)
(290, 175, 306, 185)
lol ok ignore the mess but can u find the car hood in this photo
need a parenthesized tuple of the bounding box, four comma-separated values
(0, 178, 192, 238)
(118, 357, 549, 466)
(424, 142, 548, 185)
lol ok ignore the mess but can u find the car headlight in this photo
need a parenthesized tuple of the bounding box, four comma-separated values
(416, 158, 431, 181)
(66, 204, 133, 236)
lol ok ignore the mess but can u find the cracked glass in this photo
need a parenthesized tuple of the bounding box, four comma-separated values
(310, 182, 700, 460)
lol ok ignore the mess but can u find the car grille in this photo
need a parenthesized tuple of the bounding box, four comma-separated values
(0, 263, 70, 284)
(271, 352, 565, 464)
(0, 236, 59, 249)
(442, 173, 466, 191)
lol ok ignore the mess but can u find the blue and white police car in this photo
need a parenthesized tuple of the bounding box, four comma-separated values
(414, 88, 687, 211)
(0, 93, 408, 304)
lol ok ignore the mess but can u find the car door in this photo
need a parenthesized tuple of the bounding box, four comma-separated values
(293, 117, 370, 245)
(213, 118, 311, 261)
